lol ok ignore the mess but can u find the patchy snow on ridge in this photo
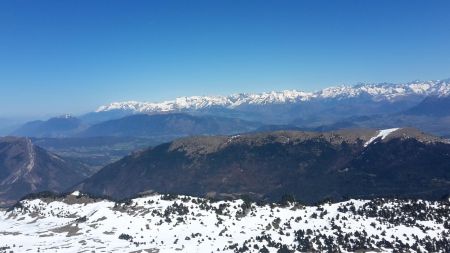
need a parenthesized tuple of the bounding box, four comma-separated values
(364, 128, 400, 147)
(0, 193, 449, 252)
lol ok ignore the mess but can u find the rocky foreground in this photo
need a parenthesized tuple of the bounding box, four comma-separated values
(0, 192, 449, 253)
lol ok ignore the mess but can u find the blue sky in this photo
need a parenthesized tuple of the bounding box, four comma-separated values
(1, 0, 450, 118)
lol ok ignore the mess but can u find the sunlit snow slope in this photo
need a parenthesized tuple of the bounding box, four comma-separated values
(0, 192, 449, 252)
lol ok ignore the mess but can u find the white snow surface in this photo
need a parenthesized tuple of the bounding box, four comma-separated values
(96, 80, 450, 113)
(70, 191, 81, 196)
(364, 128, 400, 147)
(0, 193, 448, 252)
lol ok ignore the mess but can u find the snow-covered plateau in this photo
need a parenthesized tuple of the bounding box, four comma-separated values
(0, 192, 449, 252)
(96, 80, 450, 114)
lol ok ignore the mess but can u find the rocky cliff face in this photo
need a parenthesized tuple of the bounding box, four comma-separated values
(0, 137, 89, 206)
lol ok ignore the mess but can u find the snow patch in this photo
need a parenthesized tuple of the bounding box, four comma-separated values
(364, 128, 400, 147)
(70, 191, 81, 196)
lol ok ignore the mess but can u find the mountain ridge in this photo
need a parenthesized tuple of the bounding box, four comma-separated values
(76, 128, 450, 203)
(77, 113, 261, 138)
(11, 115, 84, 138)
(0, 136, 90, 206)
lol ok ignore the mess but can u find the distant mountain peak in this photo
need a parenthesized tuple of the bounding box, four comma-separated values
(56, 114, 74, 119)
(12, 115, 83, 138)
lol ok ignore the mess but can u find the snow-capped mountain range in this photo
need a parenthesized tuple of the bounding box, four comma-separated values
(96, 79, 450, 113)
(11, 79, 450, 139)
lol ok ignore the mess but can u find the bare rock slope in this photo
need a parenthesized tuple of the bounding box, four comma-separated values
(0, 137, 89, 206)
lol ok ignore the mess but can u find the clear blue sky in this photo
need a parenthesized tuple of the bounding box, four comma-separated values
(1, 0, 450, 118)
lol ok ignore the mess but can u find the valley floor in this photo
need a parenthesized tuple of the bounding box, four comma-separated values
(0, 192, 449, 252)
